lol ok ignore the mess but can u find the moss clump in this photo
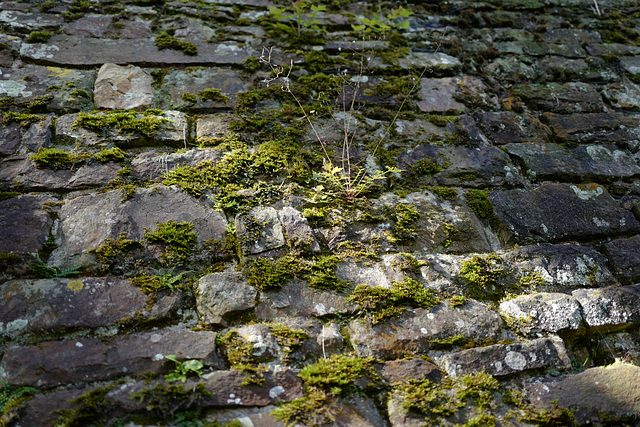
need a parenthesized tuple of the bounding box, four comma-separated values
(2, 112, 45, 127)
(216, 330, 269, 385)
(242, 56, 261, 74)
(466, 189, 494, 219)
(457, 254, 517, 302)
(307, 254, 349, 292)
(0, 381, 38, 424)
(29, 148, 75, 169)
(93, 147, 125, 163)
(155, 31, 197, 56)
(182, 92, 197, 103)
(391, 203, 421, 243)
(145, 221, 198, 266)
(518, 271, 547, 288)
(267, 323, 310, 356)
(429, 186, 458, 200)
(347, 278, 440, 324)
(53, 384, 116, 427)
(246, 255, 304, 290)
(69, 89, 90, 98)
(71, 110, 168, 138)
(89, 233, 143, 271)
(130, 383, 211, 421)
(398, 378, 461, 418)
(198, 88, 228, 104)
(27, 31, 52, 43)
(271, 354, 378, 426)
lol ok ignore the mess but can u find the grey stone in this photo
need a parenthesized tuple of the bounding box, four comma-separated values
(0, 10, 63, 31)
(603, 236, 640, 284)
(0, 121, 21, 156)
(377, 358, 444, 384)
(474, 111, 551, 145)
(0, 328, 222, 387)
(0, 193, 55, 254)
(417, 77, 466, 113)
(94, 63, 154, 110)
(21, 115, 53, 153)
(572, 285, 640, 328)
(602, 80, 640, 110)
(278, 206, 321, 253)
(336, 253, 411, 289)
(348, 300, 503, 359)
(235, 323, 281, 363)
(499, 293, 583, 336)
(586, 43, 640, 56)
(317, 322, 344, 351)
(130, 148, 223, 182)
(0, 277, 179, 338)
(196, 113, 237, 143)
(64, 15, 113, 37)
(48, 186, 227, 268)
(619, 56, 640, 77)
(236, 206, 286, 256)
(197, 270, 257, 326)
(490, 183, 640, 244)
(525, 362, 640, 424)
(255, 280, 357, 320)
(513, 82, 604, 113)
(542, 112, 640, 144)
(504, 142, 640, 181)
(438, 336, 571, 377)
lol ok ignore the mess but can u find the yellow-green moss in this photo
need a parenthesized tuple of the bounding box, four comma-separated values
(390, 203, 421, 243)
(89, 232, 143, 270)
(71, 110, 168, 138)
(246, 255, 304, 290)
(457, 254, 518, 302)
(93, 147, 125, 163)
(155, 31, 197, 56)
(29, 147, 75, 169)
(198, 88, 228, 104)
(466, 189, 494, 219)
(144, 221, 198, 265)
(182, 92, 197, 103)
(2, 112, 45, 127)
(53, 384, 116, 427)
(27, 31, 52, 43)
(129, 383, 212, 421)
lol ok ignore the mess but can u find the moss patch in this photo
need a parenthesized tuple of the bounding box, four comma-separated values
(93, 147, 126, 163)
(457, 254, 518, 302)
(155, 31, 197, 56)
(71, 110, 169, 138)
(29, 148, 76, 170)
(144, 221, 198, 266)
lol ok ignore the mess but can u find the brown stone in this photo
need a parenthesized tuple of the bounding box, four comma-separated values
(94, 63, 154, 110)
(0, 193, 55, 254)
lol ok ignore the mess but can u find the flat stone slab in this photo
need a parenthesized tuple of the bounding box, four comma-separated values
(490, 183, 640, 244)
(525, 362, 640, 424)
(48, 185, 227, 268)
(0, 194, 55, 254)
(603, 235, 640, 284)
(20, 36, 257, 66)
(0, 277, 179, 338)
(542, 112, 640, 144)
(130, 148, 223, 182)
(348, 301, 503, 359)
(94, 63, 154, 110)
(197, 270, 257, 326)
(0, 328, 222, 387)
(438, 336, 571, 377)
(475, 111, 551, 145)
(499, 292, 583, 336)
(512, 82, 603, 113)
(572, 285, 640, 328)
(503, 142, 640, 181)
(236, 206, 286, 256)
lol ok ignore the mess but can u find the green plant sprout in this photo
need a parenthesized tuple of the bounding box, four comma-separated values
(352, 6, 413, 39)
(150, 267, 194, 291)
(164, 355, 204, 383)
(30, 251, 94, 278)
(268, 1, 326, 40)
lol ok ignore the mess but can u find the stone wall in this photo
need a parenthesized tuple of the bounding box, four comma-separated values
(1, 0, 640, 425)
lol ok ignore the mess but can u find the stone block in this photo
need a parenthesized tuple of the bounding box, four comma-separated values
(94, 63, 153, 110)
(572, 285, 640, 328)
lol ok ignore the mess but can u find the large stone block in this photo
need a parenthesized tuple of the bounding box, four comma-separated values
(603, 236, 640, 284)
(572, 285, 640, 328)
(94, 63, 153, 110)
(0, 194, 55, 254)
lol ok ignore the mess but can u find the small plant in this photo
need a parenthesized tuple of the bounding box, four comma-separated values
(164, 355, 204, 383)
(267, 1, 326, 42)
(352, 6, 413, 40)
(144, 221, 198, 266)
(30, 251, 93, 278)
(27, 31, 52, 43)
(155, 31, 197, 56)
(1, 381, 37, 423)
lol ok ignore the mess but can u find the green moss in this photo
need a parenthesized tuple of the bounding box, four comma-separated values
(390, 203, 421, 243)
(267, 323, 310, 354)
(429, 186, 458, 200)
(398, 378, 461, 418)
(347, 278, 440, 324)
(449, 295, 467, 308)
(24, 94, 53, 112)
(0, 191, 20, 201)
(216, 330, 268, 384)
(27, 31, 52, 43)
(53, 384, 116, 427)
(466, 189, 494, 219)
(303, 51, 338, 74)
(129, 383, 212, 421)
(457, 254, 518, 302)
(272, 354, 378, 426)
(518, 271, 547, 288)
(71, 110, 169, 138)
(307, 254, 348, 292)
(198, 88, 229, 104)
(2, 112, 45, 127)
(155, 31, 197, 56)
(242, 56, 261, 74)
(89, 232, 143, 270)
(455, 372, 499, 409)
(93, 147, 125, 163)
(145, 221, 198, 266)
(29, 148, 75, 169)
(182, 92, 197, 103)
(0, 381, 38, 423)
(69, 89, 90, 98)
(246, 255, 304, 290)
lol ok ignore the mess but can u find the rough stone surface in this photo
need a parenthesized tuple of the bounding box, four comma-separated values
(94, 63, 154, 110)
(197, 270, 257, 326)
(499, 292, 583, 336)
(129, 148, 223, 182)
(438, 336, 571, 377)
(603, 235, 640, 285)
(348, 301, 503, 359)
(377, 358, 444, 384)
(0, 193, 55, 254)
(48, 186, 227, 268)
(572, 285, 640, 328)
(525, 362, 640, 424)
(490, 183, 640, 244)
(236, 206, 286, 256)
(278, 206, 321, 252)
(0, 328, 222, 387)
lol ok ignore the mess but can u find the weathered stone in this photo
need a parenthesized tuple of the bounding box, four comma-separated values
(543, 28, 601, 45)
(474, 111, 551, 145)
(490, 183, 640, 244)
(503, 142, 640, 181)
(0, 10, 63, 31)
(484, 57, 536, 82)
(156, 67, 248, 110)
(619, 56, 640, 77)
(0, 194, 55, 254)
(278, 206, 321, 253)
(20, 36, 256, 66)
(373, 51, 461, 75)
(195, 113, 237, 142)
(197, 270, 257, 326)
(513, 82, 604, 113)
(94, 63, 153, 110)
(0, 121, 21, 155)
(0, 277, 180, 338)
(119, 17, 153, 39)
(586, 43, 640, 56)
(502, 244, 618, 292)
(21, 115, 53, 153)
(603, 236, 640, 284)
(130, 148, 223, 181)
(20, 386, 90, 427)
(536, 56, 590, 82)
(495, 41, 586, 58)
(377, 358, 444, 384)
(48, 186, 227, 268)
(542, 112, 640, 144)
(602, 80, 640, 110)
(348, 301, 503, 359)
(525, 362, 640, 424)
(236, 206, 286, 256)
(499, 293, 583, 336)
(64, 15, 113, 37)
(317, 322, 344, 351)
(255, 280, 357, 320)
(336, 253, 411, 289)
(0, 328, 222, 387)
(235, 323, 281, 363)
(438, 336, 571, 377)
(418, 77, 466, 113)
(572, 285, 640, 328)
